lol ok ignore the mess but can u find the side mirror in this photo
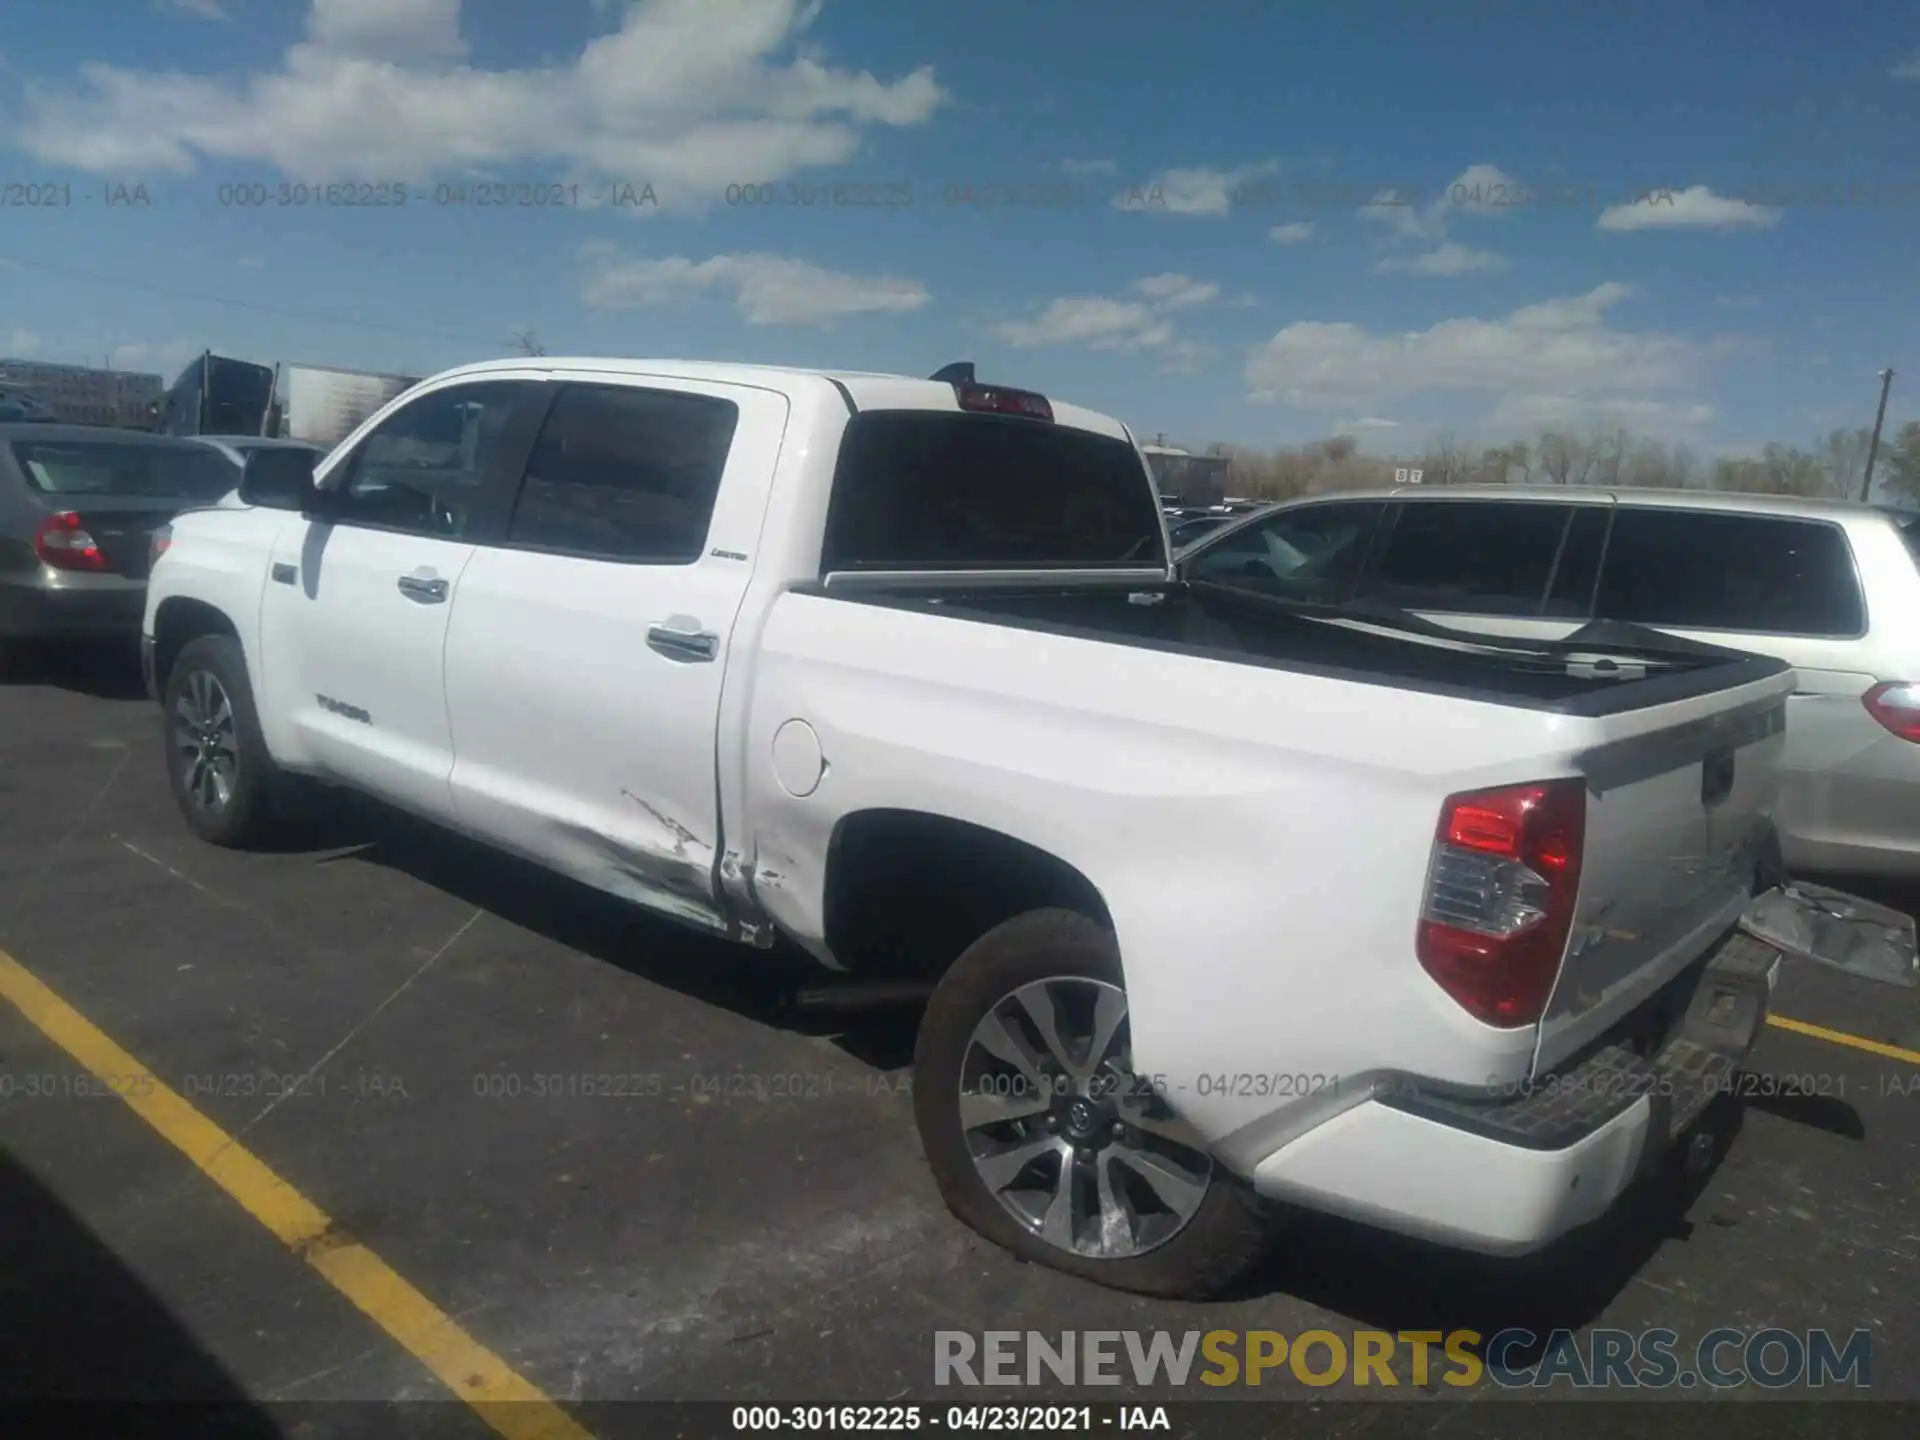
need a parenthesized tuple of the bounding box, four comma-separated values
(238, 447, 322, 514)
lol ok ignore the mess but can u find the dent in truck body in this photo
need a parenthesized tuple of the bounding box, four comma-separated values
(531, 793, 725, 933)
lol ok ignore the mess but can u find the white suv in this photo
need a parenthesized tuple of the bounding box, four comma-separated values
(1179, 485, 1920, 879)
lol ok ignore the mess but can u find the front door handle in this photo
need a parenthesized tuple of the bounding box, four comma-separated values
(646, 624, 718, 663)
(397, 574, 449, 604)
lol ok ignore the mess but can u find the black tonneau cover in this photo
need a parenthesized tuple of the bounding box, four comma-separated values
(808, 578, 1790, 718)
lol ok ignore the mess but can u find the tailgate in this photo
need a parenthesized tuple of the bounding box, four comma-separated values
(1533, 682, 1791, 1072)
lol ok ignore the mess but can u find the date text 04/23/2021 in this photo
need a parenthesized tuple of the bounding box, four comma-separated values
(730, 1405, 1170, 1431)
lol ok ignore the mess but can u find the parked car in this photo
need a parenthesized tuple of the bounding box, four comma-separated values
(0, 423, 243, 660)
(0, 385, 57, 423)
(145, 359, 1822, 1296)
(1177, 484, 1920, 879)
(1169, 511, 1248, 551)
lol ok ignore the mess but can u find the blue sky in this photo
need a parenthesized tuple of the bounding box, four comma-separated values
(1, 0, 1916, 460)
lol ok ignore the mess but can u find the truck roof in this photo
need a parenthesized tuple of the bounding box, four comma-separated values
(427, 356, 1134, 444)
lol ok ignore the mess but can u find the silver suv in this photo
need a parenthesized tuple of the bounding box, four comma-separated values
(1178, 484, 1920, 879)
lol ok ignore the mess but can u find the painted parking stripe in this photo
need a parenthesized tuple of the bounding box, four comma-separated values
(1767, 1013, 1920, 1066)
(0, 947, 593, 1440)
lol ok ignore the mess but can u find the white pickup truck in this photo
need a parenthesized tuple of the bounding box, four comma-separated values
(141, 356, 1825, 1297)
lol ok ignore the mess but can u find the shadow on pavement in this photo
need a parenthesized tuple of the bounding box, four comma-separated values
(0, 639, 148, 702)
(274, 788, 924, 1069)
(0, 1147, 275, 1427)
(1231, 1097, 1753, 1360)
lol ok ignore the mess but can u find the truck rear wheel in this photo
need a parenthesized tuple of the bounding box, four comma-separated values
(162, 635, 282, 849)
(913, 908, 1271, 1298)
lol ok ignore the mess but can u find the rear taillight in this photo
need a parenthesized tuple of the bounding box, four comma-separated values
(151, 524, 173, 568)
(1862, 682, 1920, 742)
(33, 511, 108, 572)
(1416, 779, 1586, 1027)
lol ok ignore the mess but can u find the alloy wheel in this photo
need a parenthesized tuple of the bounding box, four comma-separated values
(958, 976, 1213, 1259)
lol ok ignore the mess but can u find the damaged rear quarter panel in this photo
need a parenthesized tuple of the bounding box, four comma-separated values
(736, 590, 1629, 1155)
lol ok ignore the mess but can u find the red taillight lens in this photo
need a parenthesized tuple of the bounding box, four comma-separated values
(33, 511, 108, 572)
(1416, 779, 1586, 1027)
(954, 381, 1053, 421)
(1862, 682, 1920, 743)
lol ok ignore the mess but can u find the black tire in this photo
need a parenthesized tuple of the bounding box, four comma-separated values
(162, 634, 282, 848)
(913, 907, 1272, 1298)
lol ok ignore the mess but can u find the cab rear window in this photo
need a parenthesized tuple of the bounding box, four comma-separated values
(821, 412, 1165, 571)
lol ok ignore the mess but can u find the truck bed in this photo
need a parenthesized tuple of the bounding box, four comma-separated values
(809, 578, 1791, 715)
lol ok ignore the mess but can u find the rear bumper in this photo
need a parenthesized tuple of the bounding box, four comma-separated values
(1247, 928, 1780, 1254)
(0, 575, 148, 641)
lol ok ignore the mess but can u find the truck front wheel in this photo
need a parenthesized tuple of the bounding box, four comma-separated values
(913, 907, 1271, 1298)
(162, 635, 283, 848)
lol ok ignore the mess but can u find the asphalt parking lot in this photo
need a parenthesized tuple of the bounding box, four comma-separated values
(1, 644, 1917, 1438)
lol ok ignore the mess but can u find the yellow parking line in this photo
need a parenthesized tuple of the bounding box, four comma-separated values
(0, 948, 593, 1440)
(1767, 1013, 1920, 1066)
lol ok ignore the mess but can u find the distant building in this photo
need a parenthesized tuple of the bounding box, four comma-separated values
(1140, 443, 1230, 506)
(0, 359, 165, 429)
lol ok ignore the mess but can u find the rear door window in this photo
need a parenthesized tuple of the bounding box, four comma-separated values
(1594, 507, 1864, 637)
(1363, 500, 1575, 617)
(822, 413, 1164, 571)
(1183, 500, 1385, 604)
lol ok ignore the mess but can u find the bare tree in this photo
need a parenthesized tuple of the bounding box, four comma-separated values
(1819, 427, 1873, 499)
(1418, 432, 1475, 486)
(1712, 443, 1828, 497)
(1590, 425, 1632, 488)
(1535, 430, 1592, 486)
(510, 329, 548, 357)
(1880, 421, 1920, 506)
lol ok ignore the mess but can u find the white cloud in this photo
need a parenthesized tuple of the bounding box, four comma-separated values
(1596, 185, 1781, 232)
(579, 248, 928, 326)
(11, 0, 945, 202)
(1893, 51, 1920, 79)
(1268, 221, 1314, 244)
(995, 297, 1173, 352)
(1245, 282, 1705, 412)
(1112, 161, 1278, 216)
(1361, 163, 1519, 243)
(4, 328, 42, 357)
(1337, 416, 1400, 431)
(109, 340, 199, 376)
(1372, 243, 1508, 276)
(238, 255, 265, 269)
(1056, 158, 1116, 175)
(1131, 273, 1218, 308)
(307, 0, 466, 60)
(994, 273, 1223, 360)
(156, 0, 230, 19)
(1713, 294, 1760, 307)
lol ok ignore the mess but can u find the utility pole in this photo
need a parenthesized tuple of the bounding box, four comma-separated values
(1862, 367, 1895, 502)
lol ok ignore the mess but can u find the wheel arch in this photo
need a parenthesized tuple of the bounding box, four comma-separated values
(820, 807, 1115, 979)
(151, 596, 242, 696)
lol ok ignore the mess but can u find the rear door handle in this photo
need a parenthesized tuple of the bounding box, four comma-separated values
(646, 624, 718, 663)
(396, 574, 449, 604)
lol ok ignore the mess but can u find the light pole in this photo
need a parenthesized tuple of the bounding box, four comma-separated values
(1862, 368, 1895, 503)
